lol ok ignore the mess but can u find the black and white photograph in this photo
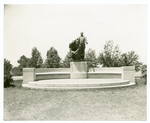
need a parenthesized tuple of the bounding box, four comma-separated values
(1, 0, 149, 121)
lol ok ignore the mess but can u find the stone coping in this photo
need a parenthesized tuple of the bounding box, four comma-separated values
(23, 68, 35, 72)
(70, 61, 87, 63)
(36, 72, 70, 75)
(36, 71, 121, 75)
(122, 66, 135, 70)
(23, 66, 134, 73)
(88, 72, 121, 73)
(36, 68, 70, 73)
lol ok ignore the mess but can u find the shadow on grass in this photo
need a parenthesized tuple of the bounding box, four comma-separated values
(8, 80, 23, 88)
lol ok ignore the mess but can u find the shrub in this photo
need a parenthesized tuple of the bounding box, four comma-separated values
(141, 64, 147, 84)
(12, 66, 23, 76)
(120, 51, 142, 72)
(4, 59, 13, 87)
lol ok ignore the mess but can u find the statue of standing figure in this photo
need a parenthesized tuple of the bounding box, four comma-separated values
(69, 32, 88, 61)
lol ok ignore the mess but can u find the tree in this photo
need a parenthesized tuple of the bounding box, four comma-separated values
(85, 48, 98, 68)
(44, 47, 61, 68)
(17, 55, 29, 68)
(14, 55, 32, 76)
(17, 55, 31, 69)
(61, 52, 72, 68)
(12, 48, 43, 75)
(97, 40, 122, 67)
(4, 58, 13, 87)
(120, 51, 142, 71)
(98, 40, 142, 71)
(30, 47, 43, 68)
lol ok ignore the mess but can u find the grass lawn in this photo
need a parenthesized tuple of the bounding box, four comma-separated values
(4, 79, 147, 121)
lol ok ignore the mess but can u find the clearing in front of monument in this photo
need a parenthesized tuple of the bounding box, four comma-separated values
(4, 79, 146, 121)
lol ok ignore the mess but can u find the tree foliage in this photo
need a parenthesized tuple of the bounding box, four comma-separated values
(11, 66, 22, 76)
(120, 51, 142, 71)
(97, 40, 121, 67)
(61, 52, 72, 68)
(17, 55, 30, 68)
(4, 58, 13, 87)
(44, 47, 61, 68)
(12, 47, 43, 75)
(30, 47, 43, 68)
(98, 40, 142, 71)
(17, 55, 31, 72)
(85, 48, 98, 68)
(13, 55, 32, 76)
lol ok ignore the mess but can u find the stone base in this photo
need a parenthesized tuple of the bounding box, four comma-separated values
(70, 62, 87, 79)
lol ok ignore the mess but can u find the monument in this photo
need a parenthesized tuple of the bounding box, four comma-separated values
(69, 32, 88, 79)
(22, 32, 136, 89)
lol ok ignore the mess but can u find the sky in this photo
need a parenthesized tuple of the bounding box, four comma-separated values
(4, 4, 147, 66)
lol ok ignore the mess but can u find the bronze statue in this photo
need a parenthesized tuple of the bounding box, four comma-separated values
(69, 32, 88, 61)
(77, 32, 88, 60)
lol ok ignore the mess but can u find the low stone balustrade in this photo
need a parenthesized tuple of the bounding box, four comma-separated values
(23, 64, 135, 84)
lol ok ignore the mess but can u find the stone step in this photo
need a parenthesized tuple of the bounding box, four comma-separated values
(22, 82, 135, 90)
(21, 79, 135, 90)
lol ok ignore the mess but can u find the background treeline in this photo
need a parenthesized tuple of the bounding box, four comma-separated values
(10, 40, 146, 75)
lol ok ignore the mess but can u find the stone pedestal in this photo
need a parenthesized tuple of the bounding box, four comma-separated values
(122, 66, 135, 82)
(70, 61, 87, 79)
(23, 68, 36, 84)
